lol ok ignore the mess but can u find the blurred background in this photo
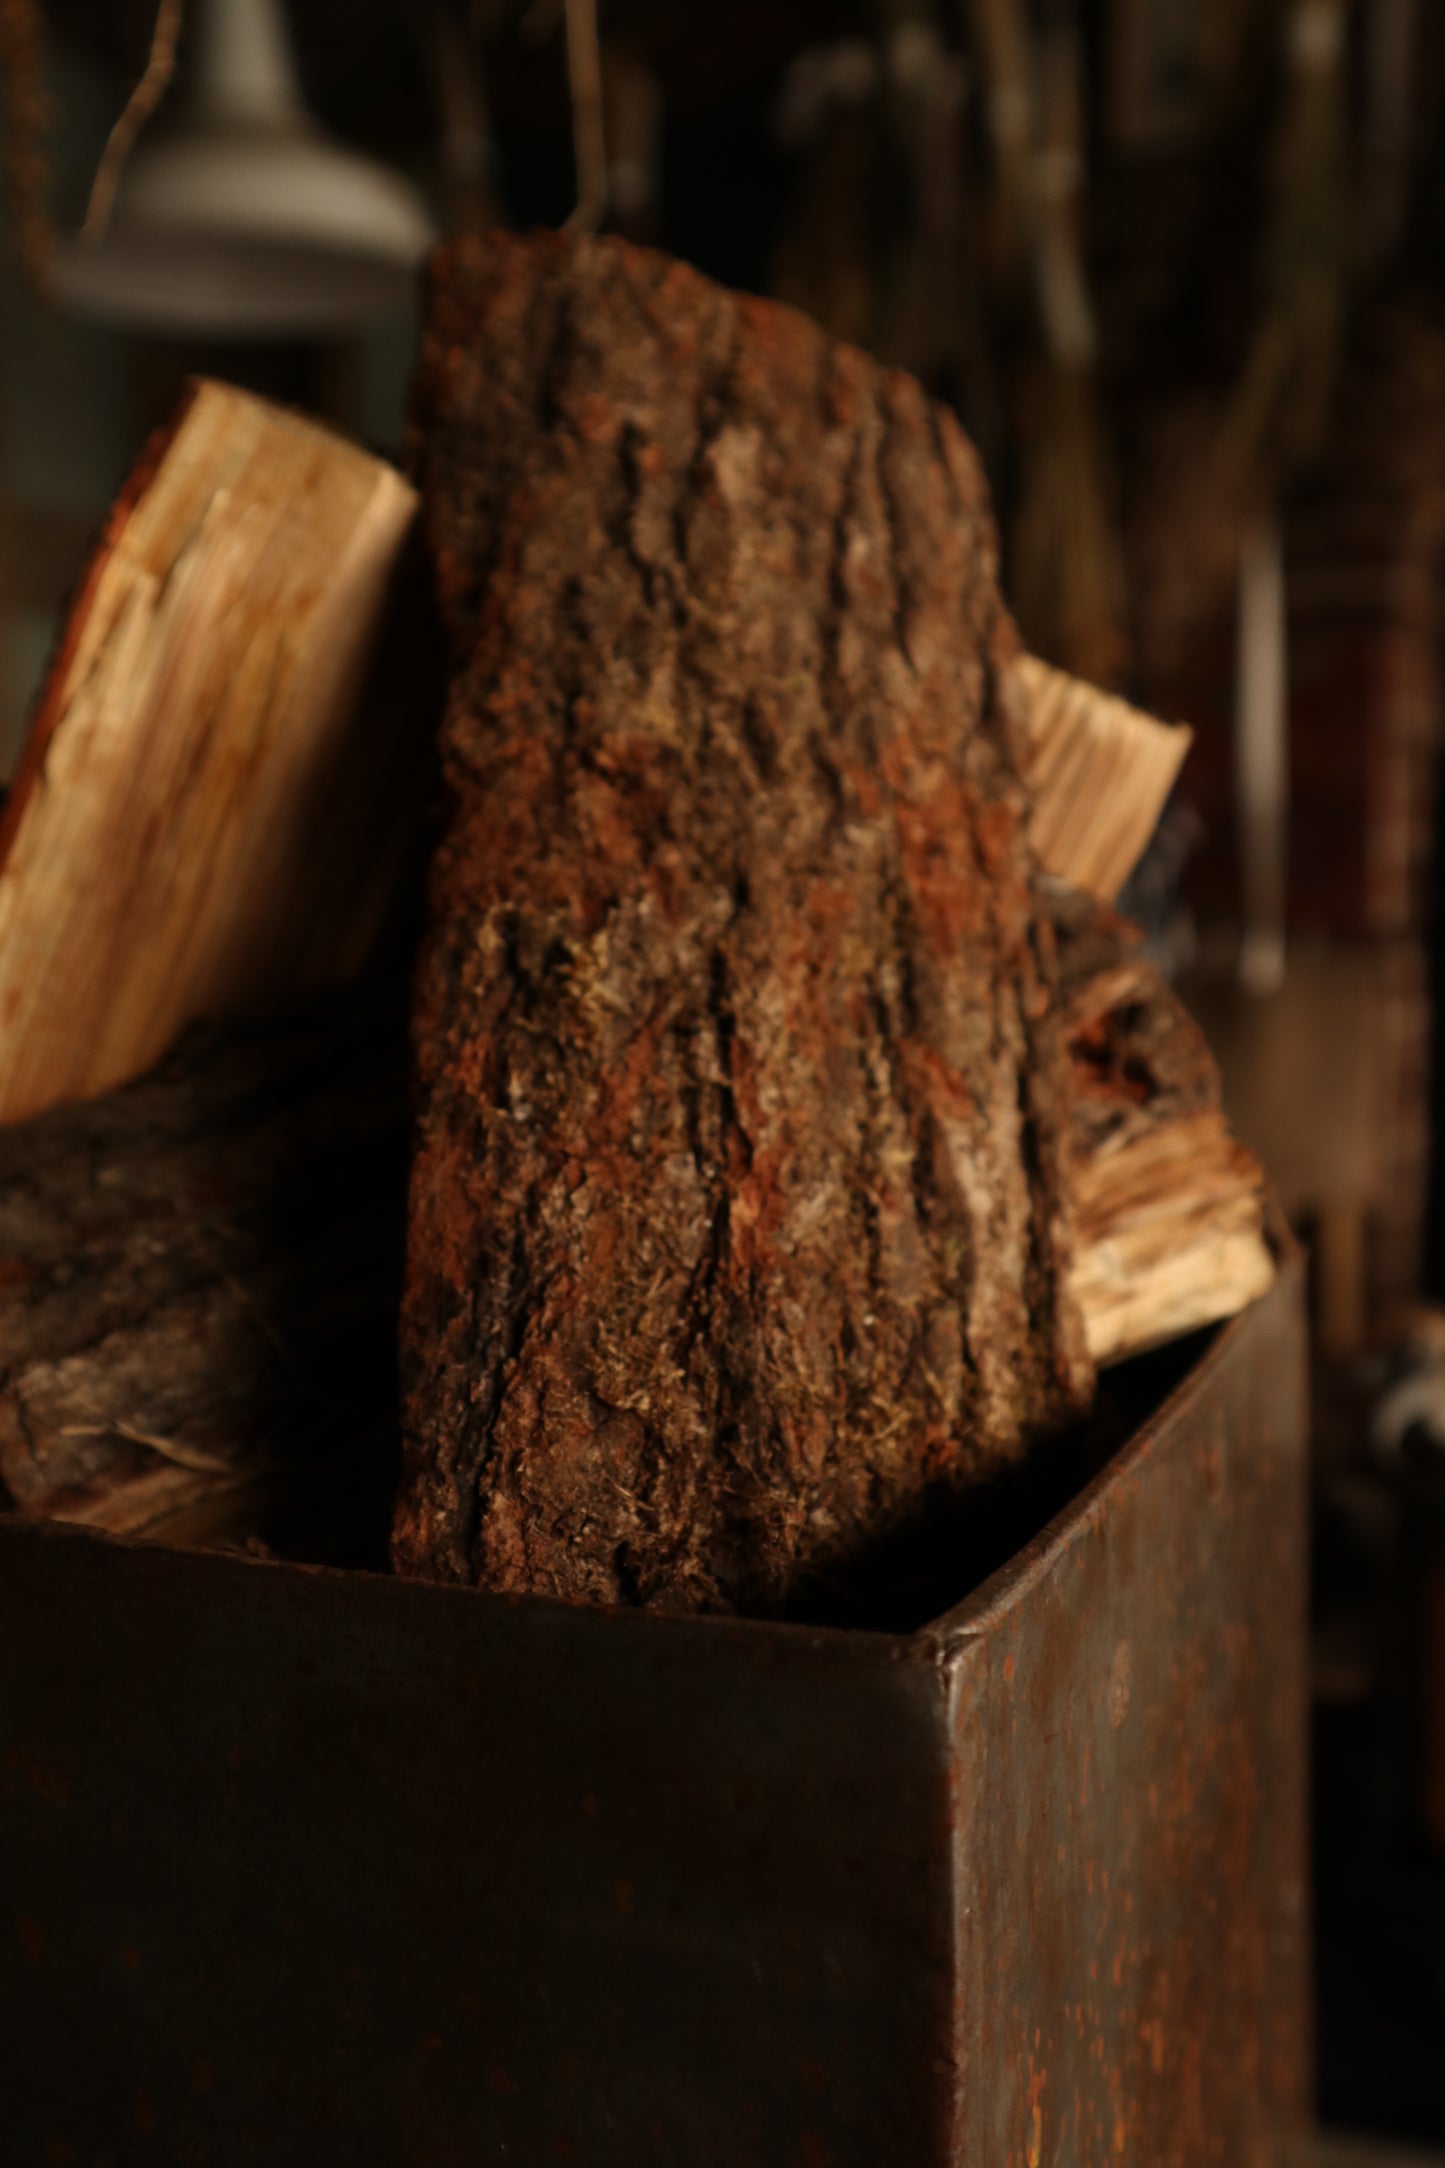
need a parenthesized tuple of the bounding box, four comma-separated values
(3, 0, 1445, 2151)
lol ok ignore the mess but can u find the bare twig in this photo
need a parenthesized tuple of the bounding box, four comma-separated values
(563, 0, 606, 232)
(80, 0, 185, 245)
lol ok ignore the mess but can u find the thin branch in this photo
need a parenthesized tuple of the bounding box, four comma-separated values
(80, 0, 185, 245)
(563, 0, 606, 233)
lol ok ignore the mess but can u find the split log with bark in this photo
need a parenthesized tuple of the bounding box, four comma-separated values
(1050, 887, 1274, 1365)
(0, 380, 421, 1126)
(391, 230, 1262, 1617)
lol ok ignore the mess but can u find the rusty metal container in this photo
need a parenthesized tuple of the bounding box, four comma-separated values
(0, 1261, 1310, 2165)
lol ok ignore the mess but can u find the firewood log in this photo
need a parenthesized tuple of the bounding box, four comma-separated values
(0, 381, 421, 1126)
(1049, 886, 1275, 1365)
(0, 981, 409, 1560)
(393, 230, 1096, 1615)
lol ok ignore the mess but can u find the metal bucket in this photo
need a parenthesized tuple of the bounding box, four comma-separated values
(0, 1260, 1310, 2165)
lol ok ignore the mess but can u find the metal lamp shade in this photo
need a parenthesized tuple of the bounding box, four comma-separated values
(51, 0, 435, 337)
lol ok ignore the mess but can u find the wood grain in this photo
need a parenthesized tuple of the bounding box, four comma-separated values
(0, 380, 419, 1124)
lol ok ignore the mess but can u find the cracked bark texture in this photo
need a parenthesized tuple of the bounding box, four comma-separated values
(394, 231, 1092, 1615)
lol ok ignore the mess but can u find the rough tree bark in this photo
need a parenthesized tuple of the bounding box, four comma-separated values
(0, 982, 409, 1559)
(394, 231, 1093, 1615)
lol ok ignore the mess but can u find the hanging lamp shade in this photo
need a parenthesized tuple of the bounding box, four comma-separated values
(52, 0, 435, 337)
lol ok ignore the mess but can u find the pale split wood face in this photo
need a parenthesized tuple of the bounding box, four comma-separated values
(0, 378, 418, 1126)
